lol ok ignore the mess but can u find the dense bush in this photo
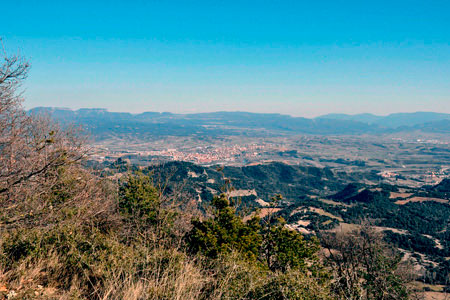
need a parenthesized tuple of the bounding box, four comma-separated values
(187, 193, 262, 260)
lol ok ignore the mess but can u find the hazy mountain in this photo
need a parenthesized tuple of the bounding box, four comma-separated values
(317, 112, 450, 128)
(316, 113, 382, 124)
(30, 107, 449, 139)
(381, 112, 450, 127)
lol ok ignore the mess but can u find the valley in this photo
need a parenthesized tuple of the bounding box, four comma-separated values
(35, 107, 450, 295)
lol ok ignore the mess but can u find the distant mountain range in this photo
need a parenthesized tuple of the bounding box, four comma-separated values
(30, 107, 450, 138)
(317, 112, 450, 128)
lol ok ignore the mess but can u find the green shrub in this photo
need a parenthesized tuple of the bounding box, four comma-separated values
(187, 193, 262, 260)
(119, 171, 161, 225)
(262, 218, 320, 272)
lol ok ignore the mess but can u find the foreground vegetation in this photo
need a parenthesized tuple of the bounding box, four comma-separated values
(0, 46, 422, 299)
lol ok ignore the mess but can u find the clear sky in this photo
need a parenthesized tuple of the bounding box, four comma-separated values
(2, 0, 449, 117)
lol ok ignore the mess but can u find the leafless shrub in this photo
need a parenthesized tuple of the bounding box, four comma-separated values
(321, 223, 419, 300)
(0, 44, 89, 228)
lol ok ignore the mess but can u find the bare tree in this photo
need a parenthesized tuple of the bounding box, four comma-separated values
(321, 224, 418, 300)
(0, 41, 87, 225)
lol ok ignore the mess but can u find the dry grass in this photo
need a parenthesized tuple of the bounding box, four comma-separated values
(227, 189, 257, 198)
(309, 207, 344, 222)
(330, 222, 360, 233)
(424, 292, 450, 300)
(255, 198, 270, 207)
(389, 192, 414, 199)
(395, 197, 448, 205)
(100, 250, 207, 300)
(373, 226, 409, 235)
(319, 198, 351, 207)
(243, 207, 281, 222)
(0, 241, 210, 300)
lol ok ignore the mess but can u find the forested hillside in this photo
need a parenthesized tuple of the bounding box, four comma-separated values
(108, 159, 450, 287)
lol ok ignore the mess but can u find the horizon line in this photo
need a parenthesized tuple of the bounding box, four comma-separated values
(28, 106, 450, 119)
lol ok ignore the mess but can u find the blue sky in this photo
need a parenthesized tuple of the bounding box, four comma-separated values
(2, 0, 449, 117)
